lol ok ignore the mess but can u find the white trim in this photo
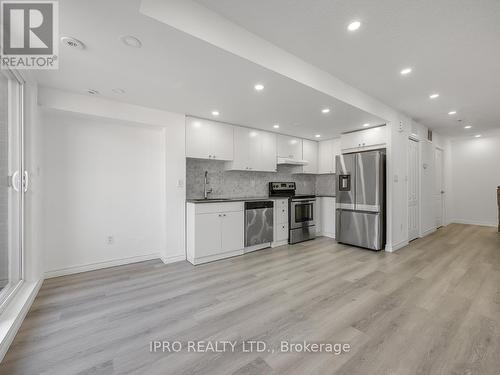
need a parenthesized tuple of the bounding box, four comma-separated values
(450, 219, 497, 228)
(320, 232, 335, 239)
(44, 253, 160, 278)
(385, 240, 409, 253)
(420, 227, 437, 238)
(187, 249, 243, 265)
(0, 280, 42, 362)
(271, 240, 288, 248)
(160, 253, 186, 264)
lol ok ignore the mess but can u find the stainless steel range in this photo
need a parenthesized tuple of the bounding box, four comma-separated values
(269, 182, 316, 244)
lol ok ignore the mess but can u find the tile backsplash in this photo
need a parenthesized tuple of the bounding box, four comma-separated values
(186, 159, 336, 199)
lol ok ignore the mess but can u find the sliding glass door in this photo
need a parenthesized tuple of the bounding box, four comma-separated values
(0, 70, 24, 308)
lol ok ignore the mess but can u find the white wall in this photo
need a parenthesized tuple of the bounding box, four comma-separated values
(450, 134, 500, 226)
(42, 111, 166, 275)
(38, 88, 186, 276)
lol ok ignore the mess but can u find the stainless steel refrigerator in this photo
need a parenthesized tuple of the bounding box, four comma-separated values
(336, 150, 386, 250)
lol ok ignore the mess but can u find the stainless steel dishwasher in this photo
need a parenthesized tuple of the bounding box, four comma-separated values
(245, 201, 274, 247)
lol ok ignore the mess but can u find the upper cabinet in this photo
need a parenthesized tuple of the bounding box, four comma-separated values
(318, 138, 340, 174)
(341, 126, 387, 153)
(301, 139, 318, 174)
(225, 127, 277, 172)
(186, 117, 234, 161)
(277, 135, 303, 161)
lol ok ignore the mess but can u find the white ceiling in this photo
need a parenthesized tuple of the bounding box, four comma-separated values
(196, 0, 500, 137)
(33, 0, 383, 140)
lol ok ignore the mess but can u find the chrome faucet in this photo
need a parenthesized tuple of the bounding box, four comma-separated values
(203, 171, 213, 199)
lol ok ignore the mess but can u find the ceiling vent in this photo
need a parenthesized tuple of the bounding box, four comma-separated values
(61, 36, 85, 50)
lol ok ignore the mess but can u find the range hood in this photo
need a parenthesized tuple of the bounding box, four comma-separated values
(277, 157, 309, 166)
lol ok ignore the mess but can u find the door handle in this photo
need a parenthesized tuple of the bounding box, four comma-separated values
(23, 171, 29, 193)
(9, 170, 20, 192)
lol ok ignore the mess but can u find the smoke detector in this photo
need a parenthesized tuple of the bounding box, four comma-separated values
(61, 36, 85, 50)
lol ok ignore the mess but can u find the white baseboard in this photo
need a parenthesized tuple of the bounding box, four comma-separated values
(187, 249, 243, 265)
(420, 227, 436, 238)
(321, 232, 336, 239)
(160, 253, 186, 264)
(0, 280, 42, 362)
(271, 240, 288, 248)
(385, 240, 409, 253)
(44, 253, 161, 279)
(450, 219, 497, 227)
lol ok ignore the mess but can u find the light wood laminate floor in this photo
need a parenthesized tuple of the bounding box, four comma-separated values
(1, 224, 500, 375)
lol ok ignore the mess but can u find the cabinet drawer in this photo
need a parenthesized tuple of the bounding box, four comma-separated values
(276, 223, 289, 242)
(275, 199, 288, 224)
(194, 202, 244, 214)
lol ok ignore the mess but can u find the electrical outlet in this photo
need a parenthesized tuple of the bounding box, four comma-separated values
(107, 235, 114, 245)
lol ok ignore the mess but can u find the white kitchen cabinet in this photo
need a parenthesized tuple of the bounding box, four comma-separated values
(301, 139, 318, 174)
(318, 138, 340, 174)
(186, 202, 244, 265)
(225, 127, 276, 172)
(341, 126, 387, 153)
(257, 131, 277, 172)
(186, 117, 234, 161)
(221, 211, 245, 252)
(319, 197, 336, 238)
(272, 198, 289, 247)
(193, 213, 222, 258)
(277, 134, 303, 161)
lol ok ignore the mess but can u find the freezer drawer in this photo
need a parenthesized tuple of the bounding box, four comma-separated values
(336, 210, 384, 250)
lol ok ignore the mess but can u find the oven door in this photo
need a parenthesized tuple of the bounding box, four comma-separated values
(290, 199, 315, 229)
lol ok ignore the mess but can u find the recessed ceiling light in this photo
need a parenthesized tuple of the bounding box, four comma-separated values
(315, 134, 321, 138)
(112, 88, 125, 94)
(120, 35, 142, 48)
(464, 125, 472, 129)
(273, 124, 280, 129)
(400, 67, 412, 75)
(474, 134, 481, 138)
(87, 89, 99, 95)
(429, 93, 440, 99)
(321, 108, 330, 114)
(363, 123, 370, 127)
(347, 21, 361, 31)
(211, 110, 219, 116)
(448, 111, 457, 115)
(60, 36, 85, 50)
(254, 83, 264, 91)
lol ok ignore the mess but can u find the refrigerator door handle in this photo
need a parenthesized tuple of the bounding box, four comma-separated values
(356, 204, 380, 212)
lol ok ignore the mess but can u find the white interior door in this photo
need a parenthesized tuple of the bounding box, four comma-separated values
(435, 148, 444, 228)
(408, 138, 419, 240)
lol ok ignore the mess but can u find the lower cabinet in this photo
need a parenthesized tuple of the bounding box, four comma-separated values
(272, 198, 289, 247)
(187, 202, 244, 264)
